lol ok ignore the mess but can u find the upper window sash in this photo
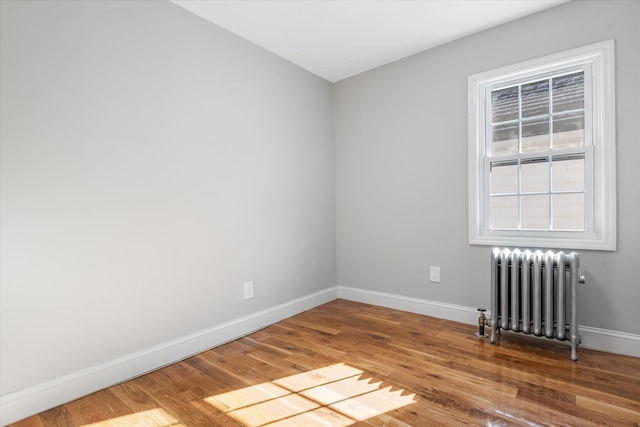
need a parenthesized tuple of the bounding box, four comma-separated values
(484, 65, 592, 158)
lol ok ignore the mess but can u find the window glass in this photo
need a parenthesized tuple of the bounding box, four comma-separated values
(552, 155, 585, 192)
(522, 118, 550, 152)
(553, 112, 584, 148)
(491, 87, 518, 122)
(492, 123, 519, 155)
(490, 162, 518, 194)
(552, 72, 584, 112)
(521, 195, 550, 230)
(521, 159, 549, 193)
(491, 196, 518, 229)
(521, 80, 549, 117)
(553, 193, 585, 230)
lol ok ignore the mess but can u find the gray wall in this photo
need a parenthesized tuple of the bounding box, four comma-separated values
(335, 0, 639, 334)
(0, 0, 335, 396)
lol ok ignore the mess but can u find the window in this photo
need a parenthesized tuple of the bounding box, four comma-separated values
(468, 40, 616, 251)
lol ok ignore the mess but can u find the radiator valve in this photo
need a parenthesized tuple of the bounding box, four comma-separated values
(476, 308, 488, 338)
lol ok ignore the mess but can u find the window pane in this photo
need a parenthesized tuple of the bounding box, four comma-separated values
(521, 158, 549, 193)
(491, 196, 518, 229)
(553, 72, 584, 113)
(553, 193, 585, 230)
(492, 123, 518, 155)
(553, 112, 584, 148)
(552, 155, 585, 192)
(492, 87, 518, 123)
(491, 162, 518, 194)
(522, 117, 549, 152)
(521, 194, 549, 229)
(521, 80, 549, 117)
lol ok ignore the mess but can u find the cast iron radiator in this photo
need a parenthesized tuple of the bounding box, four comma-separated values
(490, 248, 584, 361)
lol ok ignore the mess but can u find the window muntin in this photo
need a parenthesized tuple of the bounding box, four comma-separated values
(486, 68, 589, 232)
(468, 40, 616, 251)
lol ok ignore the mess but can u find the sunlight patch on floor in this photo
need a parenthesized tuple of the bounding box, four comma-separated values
(205, 363, 415, 426)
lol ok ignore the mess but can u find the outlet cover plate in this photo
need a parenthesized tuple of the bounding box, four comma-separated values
(243, 281, 254, 300)
(430, 266, 441, 283)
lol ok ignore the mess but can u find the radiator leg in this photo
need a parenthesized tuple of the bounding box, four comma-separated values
(490, 317, 498, 343)
(571, 337, 578, 361)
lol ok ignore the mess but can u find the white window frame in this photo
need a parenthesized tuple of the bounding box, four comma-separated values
(468, 40, 616, 251)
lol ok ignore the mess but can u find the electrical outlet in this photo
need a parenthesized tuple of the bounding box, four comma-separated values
(243, 281, 254, 300)
(430, 266, 441, 283)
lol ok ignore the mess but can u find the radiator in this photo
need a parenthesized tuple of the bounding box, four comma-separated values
(489, 248, 584, 361)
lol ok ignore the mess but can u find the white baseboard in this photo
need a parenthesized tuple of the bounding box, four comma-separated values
(579, 325, 640, 358)
(337, 286, 640, 358)
(0, 287, 339, 426)
(337, 286, 481, 325)
(3, 285, 638, 425)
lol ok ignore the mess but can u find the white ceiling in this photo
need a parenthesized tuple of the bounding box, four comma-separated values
(171, 0, 567, 83)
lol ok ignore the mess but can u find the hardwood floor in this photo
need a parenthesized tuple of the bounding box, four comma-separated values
(11, 299, 640, 426)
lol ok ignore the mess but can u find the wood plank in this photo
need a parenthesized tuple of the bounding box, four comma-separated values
(36, 406, 74, 427)
(545, 377, 640, 413)
(108, 381, 160, 416)
(64, 389, 134, 425)
(576, 395, 640, 425)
